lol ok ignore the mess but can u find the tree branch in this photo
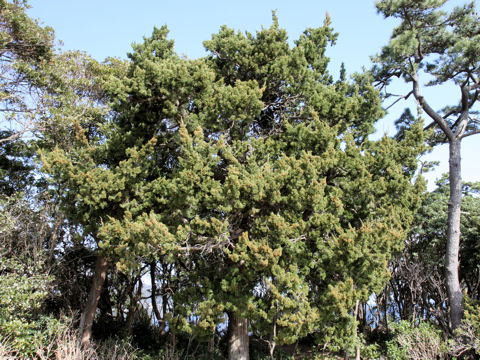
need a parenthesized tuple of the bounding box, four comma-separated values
(460, 129, 480, 140)
(465, 83, 480, 92)
(424, 121, 437, 131)
(410, 70, 454, 141)
(454, 83, 471, 138)
(176, 232, 234, 254)
(384, 90, 413, 110)
(0, 127, 32, 143)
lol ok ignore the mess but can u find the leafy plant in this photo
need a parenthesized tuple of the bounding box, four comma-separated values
(449, 296, 480, 358)
(0, 256, 67, 358)
(386, 320, 446, 360)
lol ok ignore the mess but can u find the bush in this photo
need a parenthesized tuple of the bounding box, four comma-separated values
(386, 320, 446, 360)
(0, 256, 67, 358)
(449, 296, 480, 358)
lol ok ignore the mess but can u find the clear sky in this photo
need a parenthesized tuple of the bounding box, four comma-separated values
(27, 0, 479, 190)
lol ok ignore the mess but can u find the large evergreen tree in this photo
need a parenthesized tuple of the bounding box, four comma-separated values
(373, 0, 480, 330)
(44, 14, 425, 358)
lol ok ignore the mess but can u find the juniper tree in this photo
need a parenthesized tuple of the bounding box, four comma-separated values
(45, 15, 426, 359)
(373, 0, 480, 330)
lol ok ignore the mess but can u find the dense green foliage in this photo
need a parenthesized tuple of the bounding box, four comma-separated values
(0, 256, 65, 357)
(42, 13, 426, 352)
(0, 1, 478, 359)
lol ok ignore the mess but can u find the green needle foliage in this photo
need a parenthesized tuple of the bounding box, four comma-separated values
(43, 13, 426, 352)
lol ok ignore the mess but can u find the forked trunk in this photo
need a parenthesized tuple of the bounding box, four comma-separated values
(80, 253, 108, 347)
(227, 312, 249, 360)
(446, 139, 463, 330)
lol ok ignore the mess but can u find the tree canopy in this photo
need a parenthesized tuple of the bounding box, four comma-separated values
(2, 1, 479, 359)
(41, 13, 426, 358)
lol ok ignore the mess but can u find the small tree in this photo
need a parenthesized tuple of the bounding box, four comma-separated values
(373, 0, 480, 330)
(40, 52, 127, 346)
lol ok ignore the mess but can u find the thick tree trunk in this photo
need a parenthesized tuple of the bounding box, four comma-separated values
(446, 139, 463, 330)
(80, 253, 108, 347)
(227, 312, 249, 360)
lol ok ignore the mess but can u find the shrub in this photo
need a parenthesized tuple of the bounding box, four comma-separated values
(0, 256, 66, 358)
(449, 296, 480, 358)
(386, 320, 446, 360)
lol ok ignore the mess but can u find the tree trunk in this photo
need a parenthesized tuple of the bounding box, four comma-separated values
(354, 300, 361, 360)
(207, 327, 215, 359)
(268, 317, 277, 359)
(80, 253, 108, 347)
(125, 277, 142, 334)
(150, 262, 164, 328)
(446, 139, 463, 330)
(48, 211, 64, 264)
(227, 312, 249, 360)
(161, 293, 168, 335)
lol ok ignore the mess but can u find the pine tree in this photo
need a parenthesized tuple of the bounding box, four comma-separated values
(387, 177, 480, 332)
(373, 0, 480, 330)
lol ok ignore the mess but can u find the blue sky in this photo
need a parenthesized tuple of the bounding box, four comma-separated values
(27, 0, 479, 189)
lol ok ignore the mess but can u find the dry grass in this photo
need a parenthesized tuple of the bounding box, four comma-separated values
(0, 338, 16, 360)
(0, 327, 140, 360)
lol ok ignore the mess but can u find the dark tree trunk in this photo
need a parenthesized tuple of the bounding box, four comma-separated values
(150, 262, 164, 328)
(80, 253, 108, 347)
(227, 312, 249, 360)
(446, 139, 463, 330)
(207, 328, 215, 359)
(98, 273, 113, 318)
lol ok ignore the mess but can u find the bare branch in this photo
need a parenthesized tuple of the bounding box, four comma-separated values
(454, 84, 471, 138)
(176, 232, 233, 254)
(465, 83, 480, 92)
(384, 90, 413, 110)
(0, 125, 34, 143)
(289, 235, 306, 243)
